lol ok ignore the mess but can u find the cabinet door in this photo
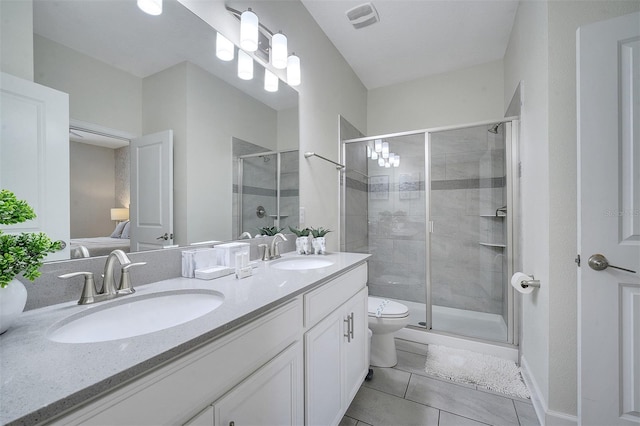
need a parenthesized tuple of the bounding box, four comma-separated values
(343, 288, 368, 407)
(214, 342, 303, 426)
(305, 310, 344, 426)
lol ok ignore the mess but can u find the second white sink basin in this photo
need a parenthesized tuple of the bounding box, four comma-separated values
(47, 290, 224, 344)
(271, 257, 334, 270)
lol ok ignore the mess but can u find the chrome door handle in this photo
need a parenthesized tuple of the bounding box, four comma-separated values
(344, 316, 351, 342)
(588, 254, 636, 273)
(156, 233, 174, 241)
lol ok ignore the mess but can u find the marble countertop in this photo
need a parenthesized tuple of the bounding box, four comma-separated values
(0, 252, 370, 426)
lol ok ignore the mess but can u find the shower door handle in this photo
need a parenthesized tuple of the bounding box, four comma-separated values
(588, 254, 636, 273)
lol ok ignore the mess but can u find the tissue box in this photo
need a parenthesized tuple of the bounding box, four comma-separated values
(195, 266, 234, 280)
(215, 242, 250, 267)
(181, 248, 218, 278)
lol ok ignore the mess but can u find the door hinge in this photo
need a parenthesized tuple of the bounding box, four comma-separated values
(575, 254, 581, 267)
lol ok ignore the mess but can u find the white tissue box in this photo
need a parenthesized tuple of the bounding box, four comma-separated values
(181, 248, 218, 278)
(195, 266, 234, 280)
(215, 242, 250, 267)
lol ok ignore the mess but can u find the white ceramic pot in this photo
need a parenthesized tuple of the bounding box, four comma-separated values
(296, 236, 312, 255)
(312, 237, 326, 255)
(0, 278, 28, 334)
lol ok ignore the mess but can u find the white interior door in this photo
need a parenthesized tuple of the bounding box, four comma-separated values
(0, 72, 70, 261)
(130, 130, 173, 252)
(578, 12, 640, 426)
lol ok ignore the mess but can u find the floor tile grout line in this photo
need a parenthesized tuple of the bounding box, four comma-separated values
(512, 398, 522, 426)
(439, 408, 493, 426)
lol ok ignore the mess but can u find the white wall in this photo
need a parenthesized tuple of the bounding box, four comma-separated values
(0, 0, 33, 81)
(505, 1, 640, 422)
(367, 59, 505, 135)
(33, 35, 142, 136)
(179, 0, 368, 251)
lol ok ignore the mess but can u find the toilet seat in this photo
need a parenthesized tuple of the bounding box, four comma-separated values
(368, 297, 409, 319)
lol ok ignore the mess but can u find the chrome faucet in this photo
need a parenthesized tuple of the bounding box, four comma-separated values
(238, 231, 253, 239)
(58, 249, 146, 305)
(270, 233, 288, 260)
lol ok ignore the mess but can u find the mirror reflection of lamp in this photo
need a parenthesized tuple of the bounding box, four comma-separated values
(110, 208, 129, 223)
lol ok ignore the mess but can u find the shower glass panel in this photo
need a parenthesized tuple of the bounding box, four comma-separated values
(342, 133, 428, 326)
(429, 124, 508, 342)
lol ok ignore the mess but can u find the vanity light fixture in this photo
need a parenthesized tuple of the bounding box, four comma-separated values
(378, 157, 385, 167)
(264, 69, 279, 92)
(271, 32, 288, 69)
(238, 50, 253, 80)
(374, 139, 382, 153)
(382, 141, 389, 158)
(137, 0, 162, 15)
(287, 53, 301, 86)
(240, 8, 259, 52)
(366, 146, 372, 158)
(216, 32, 235, 61)
(371, 151, 379, 160)
(393, 155, 400, 167)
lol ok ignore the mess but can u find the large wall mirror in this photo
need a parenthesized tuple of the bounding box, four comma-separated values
(30, 0, 299, 260)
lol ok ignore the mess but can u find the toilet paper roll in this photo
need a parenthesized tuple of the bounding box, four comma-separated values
(511, 272, 535, 294)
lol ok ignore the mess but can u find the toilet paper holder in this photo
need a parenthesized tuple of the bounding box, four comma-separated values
(518, 275, 541, 289)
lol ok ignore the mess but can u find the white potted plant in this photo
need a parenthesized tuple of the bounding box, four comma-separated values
(310, 227, 331, 255)
(0, 189, 61, 333)
(289, 226, 311, 255)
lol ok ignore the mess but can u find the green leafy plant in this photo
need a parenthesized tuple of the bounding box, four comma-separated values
(288, 226, 310, 237)
(257, 226, 283, 236)
(0, 189, 62, 288)
(310, 227, 332, 238)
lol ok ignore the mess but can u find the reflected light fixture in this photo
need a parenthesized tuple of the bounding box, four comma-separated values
(393, 155, 400, 167)
(382, 142, 389, 158)
(371, 151, 378, 160)
(374, 139, 382, 153)
(271, 32, 288, 69)
(287, 53, 301, 86)
(238, 50, 253, 80)
(137, 0, 162, 15)
(110, 208, 129, 223)
(216, 32, 235, 61)
(366, 146, 372, 158)
(378, 157, 385, 167)
(264, 69, 279, 92)
(240, 8, 259, 52)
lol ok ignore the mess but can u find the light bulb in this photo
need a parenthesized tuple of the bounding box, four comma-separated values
(264, 69, 279, 92)
(287, 54, 301, 86)
(137, 0, 162, 15)
(240, 9, 259, 52)
(271, 32, 288, 69)
(216, 32, 234, 61)
(374, 139, 382, 153)
(238, 50, 253, 80)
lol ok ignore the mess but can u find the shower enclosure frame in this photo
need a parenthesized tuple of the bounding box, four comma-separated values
(340, 118, 520, 347)
(237, 149, 297, 233)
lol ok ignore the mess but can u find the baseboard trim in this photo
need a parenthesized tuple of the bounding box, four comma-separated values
(520, 356, 577, 426)
(395, 327, 518, 362)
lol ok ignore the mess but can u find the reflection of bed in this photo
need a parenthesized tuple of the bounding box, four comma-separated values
(70, 237, 130, 258)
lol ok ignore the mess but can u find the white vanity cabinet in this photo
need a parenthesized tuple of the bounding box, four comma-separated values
(304, 264, 368, 426)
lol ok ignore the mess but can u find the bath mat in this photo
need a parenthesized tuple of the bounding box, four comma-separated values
(424, 345, 530, 399)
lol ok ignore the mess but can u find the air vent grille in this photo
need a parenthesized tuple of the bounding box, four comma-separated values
(346, 2, 379, 29)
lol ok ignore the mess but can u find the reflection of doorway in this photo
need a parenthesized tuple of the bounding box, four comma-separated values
(68, 125, 131, 240)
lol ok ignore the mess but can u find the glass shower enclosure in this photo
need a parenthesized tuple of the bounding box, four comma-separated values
(341, 121, 517, 344)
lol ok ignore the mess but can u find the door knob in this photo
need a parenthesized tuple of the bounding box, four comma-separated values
(156, 233, 169, 241)
(587, 254, 636, 273)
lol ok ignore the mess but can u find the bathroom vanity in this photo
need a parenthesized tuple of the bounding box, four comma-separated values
(0, 252, 370, 426)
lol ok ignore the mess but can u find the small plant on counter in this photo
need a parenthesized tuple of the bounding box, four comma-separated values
(0, 189, 62, 287)
(310, 227, 332, 238)
(257, 226, 283, 236)
(288, 226, 310, 237)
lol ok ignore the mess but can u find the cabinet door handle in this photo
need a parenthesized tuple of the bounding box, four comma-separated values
(344, 316, 351, 342)
(229, 422, 235, 426)
(349, 312, 355, 340)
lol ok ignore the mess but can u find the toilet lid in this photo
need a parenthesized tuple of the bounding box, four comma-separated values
(368, 297, 409, 318)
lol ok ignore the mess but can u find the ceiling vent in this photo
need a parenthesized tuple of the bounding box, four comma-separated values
(346, 3, 379, 30)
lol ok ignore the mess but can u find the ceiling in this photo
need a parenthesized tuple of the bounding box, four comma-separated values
(301, 0, 520, 89)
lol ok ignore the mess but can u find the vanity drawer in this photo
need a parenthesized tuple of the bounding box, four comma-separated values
(304, 263, 367, 328)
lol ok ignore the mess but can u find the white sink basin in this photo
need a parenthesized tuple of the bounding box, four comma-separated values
(271, 257, 334, 271)
(47, 290, 224, 343)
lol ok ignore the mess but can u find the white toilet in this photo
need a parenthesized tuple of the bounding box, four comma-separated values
(368, 296, 410, 367)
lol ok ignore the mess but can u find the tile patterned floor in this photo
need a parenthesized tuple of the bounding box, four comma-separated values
(341, 339, 540, 426)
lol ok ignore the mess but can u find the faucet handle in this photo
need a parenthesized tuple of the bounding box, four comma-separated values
(258, 244, 270, 261)
(273, 241, 283, 259)
(58, 272, 98, 305)
(118, 262, 146, 295)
